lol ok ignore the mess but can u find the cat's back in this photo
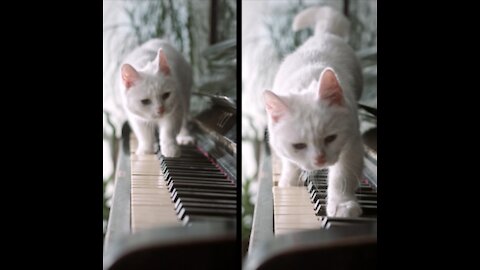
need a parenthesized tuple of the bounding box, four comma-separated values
(123, 39, 189, 73)
(273, 33, 362, 101)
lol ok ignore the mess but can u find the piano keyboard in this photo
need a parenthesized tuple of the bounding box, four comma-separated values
(272, 153, 377, 235)
(129, 135, 180, 232)
(129, 134, 236, 233)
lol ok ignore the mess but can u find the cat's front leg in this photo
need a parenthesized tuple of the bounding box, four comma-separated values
(278, 158, 302, 187)
(130, 119, 156, 155)
(176, 118, 195, 145)
(326, 141, 363, 217)
(159, 118, 181, 158)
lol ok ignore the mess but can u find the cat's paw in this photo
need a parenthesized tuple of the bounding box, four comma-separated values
(161, 144, 181, 158)
(327, 200, 362, 218)
(176, 135, 196, 145)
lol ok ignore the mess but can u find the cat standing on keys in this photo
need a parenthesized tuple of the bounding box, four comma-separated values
(119, 39, 195, 157)
(264, 6, 364, 217)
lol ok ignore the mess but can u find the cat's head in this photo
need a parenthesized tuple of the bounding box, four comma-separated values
(265, 68, 355, 171)
(120, 48, 178, 120)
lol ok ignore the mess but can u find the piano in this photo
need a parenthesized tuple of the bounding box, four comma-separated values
(103, 94, 238, 270)
(244, 106, 377, 270)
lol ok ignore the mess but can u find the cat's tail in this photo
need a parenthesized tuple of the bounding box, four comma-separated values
(292, 6, 350, 38)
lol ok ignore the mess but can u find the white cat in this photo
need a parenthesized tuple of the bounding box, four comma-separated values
(119, 38, 195, 157)
(264, 6, 364, 218)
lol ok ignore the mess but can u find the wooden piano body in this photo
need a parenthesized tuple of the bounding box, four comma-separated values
(103, 94, 238, 270)
(245, 124, 377, 270)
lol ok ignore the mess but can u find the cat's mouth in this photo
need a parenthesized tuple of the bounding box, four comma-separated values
(153, 111, 167, 119)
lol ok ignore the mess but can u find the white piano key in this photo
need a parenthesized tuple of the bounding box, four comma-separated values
(272, 153, 320, 236)
(130, 135, 181, 234)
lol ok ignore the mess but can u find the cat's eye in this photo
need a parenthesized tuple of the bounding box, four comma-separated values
(141, 99, 151, 105)
(292, 143, 307, 150)
(324, 135, 337, 144)
(162, 92, 171, 100)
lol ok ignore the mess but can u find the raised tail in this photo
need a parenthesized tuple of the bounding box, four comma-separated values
(292, 6, 350, 38)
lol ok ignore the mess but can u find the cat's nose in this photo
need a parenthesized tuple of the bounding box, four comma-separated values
(157, 106, 165, 115)
(315, 154, 326, 165)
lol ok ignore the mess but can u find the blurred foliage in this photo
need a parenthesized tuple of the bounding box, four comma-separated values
(198, 38, 236, 98)
(216, 0, 237, 42)
(264, 1, 313, 59)
(242, 176, 255, 256)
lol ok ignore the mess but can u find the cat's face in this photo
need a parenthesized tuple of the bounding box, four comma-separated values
(265, 68, 355, 171)
(121, 49, 178, 120)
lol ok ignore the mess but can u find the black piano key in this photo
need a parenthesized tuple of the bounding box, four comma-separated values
(171, 186, 236, 193)
(182, 215, 236, 226)
(313, 198, 376, 211)
(169, 179, 235, 188)
(162, 162, 220, 168)
(163, 166, 220, 173)
(174, 197, 236, 209)
(167, 177, 233, 186)
(175, 202, 236, 216)
(167, 179, 232, 187)
(310, 191, 326, 203)
(162, 159, 215, 164)
(164, 171, 226, 179)
(170, 187, 237, 202)
(321, 217, 377, 229)
(166, 175, 233, 183)
(161, 162, 219, 168)
(178, 207, 236, 220)
(168, 182, 236, 192)
(360, 205, 377, 217)
(304, 167, 377, 221)
(156, 144, 237, 226)
(355, 193, 377, 200)
(315, 203, 327, 216)
(172, 190, 237, 202)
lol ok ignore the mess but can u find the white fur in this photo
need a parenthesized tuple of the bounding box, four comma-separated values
(119, 39, 195, 157)
(265, 7, 364, 217)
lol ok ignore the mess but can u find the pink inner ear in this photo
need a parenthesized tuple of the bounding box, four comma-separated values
(121, 64, 140, 89)
(158, 49, 171, 76)
(264, 90, 289, 123)
(318, 68, 343, 106)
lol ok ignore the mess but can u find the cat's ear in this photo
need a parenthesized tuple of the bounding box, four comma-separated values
(156, 48, 171, 76)
(264, 90, 289, 123)
(317, 68, 343, 106)
(121, 64, 140, 89)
